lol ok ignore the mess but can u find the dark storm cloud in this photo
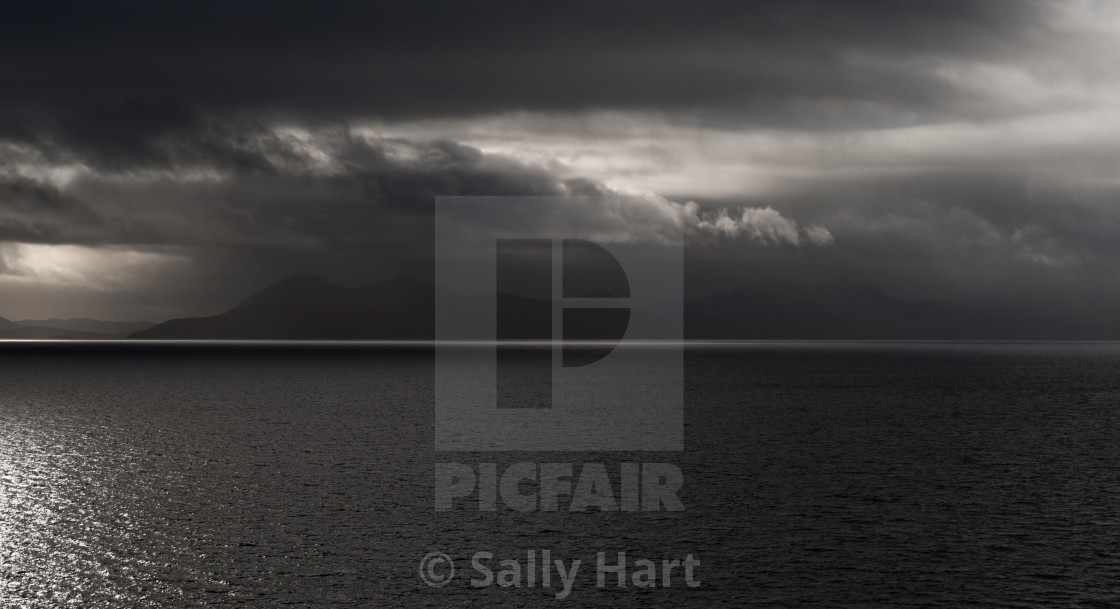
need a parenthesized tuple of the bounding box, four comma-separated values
(27, 125, 785, 253)
(0, 128, 592, 318)
(1, 0, 1117, 320)
(42, 131, 566, 249)
(0, 0, 1058, 146)
(0, 114, 832, 318)
(683, 168, 1120, 301)
(0, 177, 104, 243)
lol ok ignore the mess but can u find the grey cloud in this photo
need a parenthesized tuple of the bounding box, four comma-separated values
(15, 122, 821, 253)
(1, 1, 1117, 320)
(684, 204, 831, 247)
(57, 133, 564, 249)
(0, 177, 104, 244)
(0, 0, 1065, 149)
(0, 130, 575, 317)
(684, 170, 1120, 301)
(1, 122, 843, 315)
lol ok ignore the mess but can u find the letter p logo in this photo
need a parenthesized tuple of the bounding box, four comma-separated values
(435, 197, 682, 451)
(495, 238, 635, 408)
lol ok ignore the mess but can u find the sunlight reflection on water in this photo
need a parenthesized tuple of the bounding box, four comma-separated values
(2, 344, 1120, 607)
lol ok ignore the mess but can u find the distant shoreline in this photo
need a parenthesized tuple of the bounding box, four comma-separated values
(2, 339, 1118, 350)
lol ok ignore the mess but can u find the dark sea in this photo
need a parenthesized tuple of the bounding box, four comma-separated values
(2, 342, 1119, 607)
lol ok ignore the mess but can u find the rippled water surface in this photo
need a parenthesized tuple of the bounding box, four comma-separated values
(2, 342, 1120, 607)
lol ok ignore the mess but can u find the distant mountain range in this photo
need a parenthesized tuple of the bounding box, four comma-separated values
(0, 317, 155, 339)
(132, 273, 437, 340)
(686, 281, 1120, 340)
(129, 272, 1120, 340)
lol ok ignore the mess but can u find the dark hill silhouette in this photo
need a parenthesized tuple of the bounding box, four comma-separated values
(13, 318, 155, 336)
(685, 280, 1120, 340)
(0, 316, 152, 339)
(130, 274, 1120, 340)
(132, 275, 439, 340)
(685, 281, 928, 340)
(0, 326, 115, 339)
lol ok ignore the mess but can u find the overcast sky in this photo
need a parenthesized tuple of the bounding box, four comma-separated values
(2, 1, 1119, 320)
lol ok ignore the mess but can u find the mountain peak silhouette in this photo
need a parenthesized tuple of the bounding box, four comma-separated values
(133, 274, 437, 340)
(240, 272, 349, 308)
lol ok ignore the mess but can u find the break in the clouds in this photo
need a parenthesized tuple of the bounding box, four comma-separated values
(1, 1, 1120, 319)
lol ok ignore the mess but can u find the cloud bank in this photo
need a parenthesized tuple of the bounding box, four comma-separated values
(1, 1, 1119, 318)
